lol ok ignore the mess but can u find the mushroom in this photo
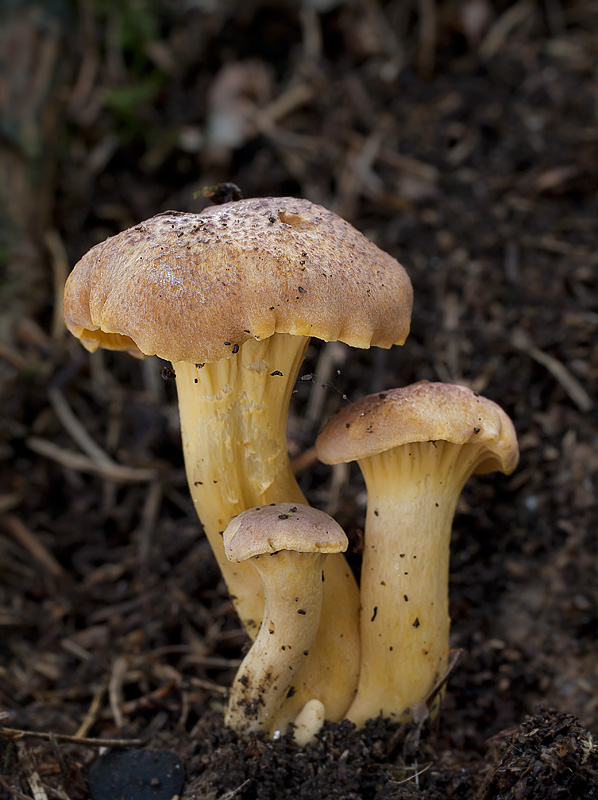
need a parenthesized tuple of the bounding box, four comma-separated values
(223, 502, 347, 736)
(63, 196, 413, 722)
(315, 382, 519, 727)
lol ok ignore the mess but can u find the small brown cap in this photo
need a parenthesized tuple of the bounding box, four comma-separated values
(315, 382, 519, 475)
(64, 197, 413, 364)
(224, 502, 348, 562)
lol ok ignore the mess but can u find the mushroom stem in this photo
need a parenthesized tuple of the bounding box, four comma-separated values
(174, 334, 360, 722)
(174, 333, 309, 632)
(225, 549, 326, 734)
(346, 441, 488, 727)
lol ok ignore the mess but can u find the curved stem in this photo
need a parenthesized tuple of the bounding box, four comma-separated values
(225, 550, 325, 733)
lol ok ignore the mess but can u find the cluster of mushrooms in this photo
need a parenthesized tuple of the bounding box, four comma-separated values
(63, 196, 519, 745)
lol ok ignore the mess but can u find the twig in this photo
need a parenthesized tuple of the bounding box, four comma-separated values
(135, 481, 163, 568)
(188, 676, 228, 696)
(0, 493, 23, 514)
(254, 83, 314, 134)
(521, 234, 598, 264)
(479, 0, 534, 59)
(74, 682, 107, 739)
(512, 328, 594, 412)
(424, 648, 463, 706)
(44, 230, 69, 343)
(182, 654, 242, 670)
(417, 0, 437, 77)
(378, 145, 439, 180)
(2, 514, 66, 579)
(67, 0, 100, 119)
(0, 339, 30, 370)
(48, 387, 115, 466)
(0, 727, 142, 748)
(109, 656, 128, 729)
(334, 128, 385, 219)
(290, 447, 318, 477)
(299, 6, 322, 61)
(217, 780, 251, 800)
(26, 436, 158, 482)
(0, 774, 35, 800)
(390, 762, 432, 786)
(51, 788, 73, 800)
(17, 742, 48, 800)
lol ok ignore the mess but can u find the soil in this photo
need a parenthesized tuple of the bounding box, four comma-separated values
(0, 1, 597, 798)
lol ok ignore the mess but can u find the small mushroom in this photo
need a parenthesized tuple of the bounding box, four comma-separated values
(63, 196, 413, 723)
(223, 503, 348, 736)
(315, 382, 519, 726)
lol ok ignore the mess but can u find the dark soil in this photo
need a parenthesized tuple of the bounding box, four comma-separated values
(1, 1, 597, 798)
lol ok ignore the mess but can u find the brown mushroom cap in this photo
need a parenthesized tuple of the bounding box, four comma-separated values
(224, 502, 348, 562)
(316, 381, 519, 475)
(64, 197, 413, 364)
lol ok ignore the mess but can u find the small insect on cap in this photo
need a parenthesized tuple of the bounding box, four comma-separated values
(316, 381, 519, 475)
(224, 503, 348, 562)
(63, 197, 413, 364)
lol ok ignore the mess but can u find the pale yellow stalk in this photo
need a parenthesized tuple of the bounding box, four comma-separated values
(346, 441, 489, 727)
(225, 550, 326, 734)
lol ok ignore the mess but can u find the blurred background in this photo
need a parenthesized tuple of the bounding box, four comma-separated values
(0, 0, 596, 793)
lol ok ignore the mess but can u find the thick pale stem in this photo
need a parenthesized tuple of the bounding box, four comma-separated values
(174, 334, 360, 722)
(346, 441, 487, 727)
(225, 551, 325, 733)
(174, 335, 308, 633)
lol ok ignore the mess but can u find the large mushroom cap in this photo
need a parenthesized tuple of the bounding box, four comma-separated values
(316, 381, 519, 475)
(224, 502, 348, 562)
(64, 197, 413, 364)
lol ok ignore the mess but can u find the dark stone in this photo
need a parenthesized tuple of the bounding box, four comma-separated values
(88, 749, 185, 800)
